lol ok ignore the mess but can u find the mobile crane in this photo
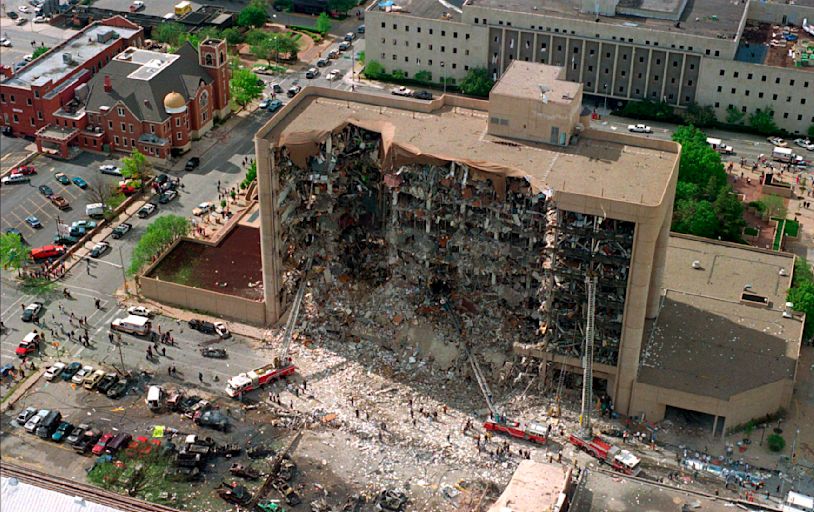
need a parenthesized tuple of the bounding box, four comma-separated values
(225, 270, 308, 398)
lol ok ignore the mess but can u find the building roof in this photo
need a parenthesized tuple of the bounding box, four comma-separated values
(464, 0, 746, 39)
(1, 476, 124, 512)
(491, 61, 581, 104)
(487, 460, 570, 512)
(2, 22, 141, 90)
(92, 0, 200, 18)
(259, 89, 678, 208)
(368, 0, 464, 22)
(638, 235, 801, 400)
(571, 468, 778, 512)
(84, 43, 212, 122)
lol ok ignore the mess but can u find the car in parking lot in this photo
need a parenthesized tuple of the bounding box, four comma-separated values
(327, 69, 342, 81)
(33, 15, 48, 23)
(60, 362, 82, 381)
(72, 220, 97, 231)
(128, 305, 153, 317)
(5, 228, 23, 241)
(96, 373, 118, 394)
(391, 86, 414, 97)
(794, 138, 814, 151)
(50, 195, 70, 209)
(137, 203, 157, 218)
(21, 302, 43, 322)
(25, 215, 42, 229)
(305, 67, 319, 79)
(72, 176, 88, 188)
(90, 241, 110, 258)
(99, 164, 122, 176)
(54, 172, 69, 184)
(16, 332, 42, 357)
(327, 49, 340, 59)
(287, 85, 302, 97)
(51, 421, 74, 442)
(72, 365, 94, 384)
(44, 362, 66, 381)
(768, 136, 787, 147)
(259, 98, 272, 109)
(271, 83, 283, 94)
(92, 433, 115, 455)
(111, 223, 132, 239)
(66, 423, 90, 445)
(627, 123, 652, 133)
(185, 157, 200, 171)
(358, 24, 365, 33)
(14, 165, 36, 175)
(344, 32, 355, 41)
(413, 90, 433, 100)
(107, 378, 130, 399)
(192, 202, 213, 216)
(84, 369, 106, 390)
(338, 41, 350, 51)
(73, 429, 101, 454)
(316, 58, 329, 67)
(267, 99, 283, 112)
(2, 173, 30, 185)
(18, 5, 30, 12)
(53, 233, 79, 245)
(8, 11, 18, 19)
(38, 184, 54, 197)
(15, 407, 38, 426)
(16, 18, 28, 26)
(24, 410, 49, 433)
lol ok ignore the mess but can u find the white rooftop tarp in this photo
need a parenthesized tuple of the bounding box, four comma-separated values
(1, 476, 124, 512)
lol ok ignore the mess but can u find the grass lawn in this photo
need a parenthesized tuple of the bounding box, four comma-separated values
(785, 219, 800, 238)
(773, 219, 786, 251)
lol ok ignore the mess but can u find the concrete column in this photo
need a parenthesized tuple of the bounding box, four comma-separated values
(256, 137, 281, 325)
(644, 49, 652, 99)
(646, 208, 672, 318)
(676, 53, 686, 106)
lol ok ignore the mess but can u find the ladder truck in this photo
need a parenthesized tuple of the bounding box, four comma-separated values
(225, 275, 307, 398)
(567, 270, 641, 475)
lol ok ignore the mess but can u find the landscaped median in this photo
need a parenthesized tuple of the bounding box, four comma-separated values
(771, 217, 801, 251)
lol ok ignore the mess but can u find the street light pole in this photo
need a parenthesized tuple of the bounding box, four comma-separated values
(603, 83, 608, 112)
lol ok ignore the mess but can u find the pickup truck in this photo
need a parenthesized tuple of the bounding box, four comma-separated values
(50, 195, 69, 209)
(627, 124, 652, 133)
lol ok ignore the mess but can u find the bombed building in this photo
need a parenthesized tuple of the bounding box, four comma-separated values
(254, 62, 681, 415)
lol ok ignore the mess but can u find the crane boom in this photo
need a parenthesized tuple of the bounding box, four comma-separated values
(277, 258, 312, 366)
(469, 354, 498, 419)
(579, 273, 597, 438)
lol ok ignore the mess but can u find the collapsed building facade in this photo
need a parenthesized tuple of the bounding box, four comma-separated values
(254, 62, 681, 415)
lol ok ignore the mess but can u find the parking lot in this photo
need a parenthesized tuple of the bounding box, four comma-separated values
(0, 153, 124, 249)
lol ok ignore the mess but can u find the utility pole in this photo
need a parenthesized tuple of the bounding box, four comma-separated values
(791, 427, 800, 465)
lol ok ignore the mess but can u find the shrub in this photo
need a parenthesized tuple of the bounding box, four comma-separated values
(363, 60, 386, 79)
(767, 434, 785, 452)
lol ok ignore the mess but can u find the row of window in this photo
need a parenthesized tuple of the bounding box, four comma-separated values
(718, 69, 810, 88)
(382, 22, 470, 40)
(383, 38, 469, 55)
(714, 103, 814, 123)
(716, 85, 808, 105)
(380, 53, 466, 71)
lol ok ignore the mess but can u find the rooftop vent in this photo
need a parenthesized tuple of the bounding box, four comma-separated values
(740, 292, 769, 308)
(97, 30, 118, 44)
(103, 75, 112, 92)
(779, 268, 788, 276)
(62, 53, 73, 65)
(691, 260, 702, 269)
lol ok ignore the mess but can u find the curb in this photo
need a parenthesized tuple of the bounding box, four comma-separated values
(0, 369, 45, 414)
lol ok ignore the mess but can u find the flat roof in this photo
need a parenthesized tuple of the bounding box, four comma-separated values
(487, 461, 569, 512)
(369, 0, 464, 22)
(492, 61, 581, 104)
(571, 468, 775, 512)
(92, 0, 201, 18)
(1, 476, 124, 512)
(3, 24, 141, 89)
(261, 90, 678, 207)
(638, 235, 800, 400)
(465, 0, 745, 40)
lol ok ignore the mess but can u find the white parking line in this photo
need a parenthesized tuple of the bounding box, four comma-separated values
(1, 294, 30, 319)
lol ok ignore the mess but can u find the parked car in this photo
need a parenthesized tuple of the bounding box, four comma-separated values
(794, 138, 814, 151)
(627, 124, 652, 133)
(768, 136, 787, 147)
(287, 85, 302, 98)
(18, 5, 30, 12)
(99, 164, 122, 176)
(316, 58, 329, 67)
(137, 203, 157, 218)
(107, 378, 130, 399)
(200, 347, 227, 358)
(338, 41, 350, 51)
(391, 86, 413, 97)
(130, 0, 144, 10)
(305, 67, 319, 79)
(412, 90, 433, 100)
(8, 11, 18, 19)
(66, 423, 90, 445)
(90, 241, 110, 258)
(60, 362, 82, 381)
(15, 18, 27, 26)
(111, 223, 132, 239)
(189, 319, 230, 338)
(358, 24, 365, 33)
(2, 173, 31, 185)
(15, 164, 36, 175)
(271, 83, 283, 94)
(73, 429, 101, 454)
(84, 369, 106, 390)
(127, 306, 153, 317)
(24, 216, 42, 229)
(267, 99, 283, 112)
(16, 331, 42, 357)
(328, 49, 340, 59)
(44, 362, 66, 381)
(53, 234, 79, 245)
(344, 32, 355, 41)
(72, 220, 97, 231)
(71, 176, 88, 188)
(39, 184, 54, 197)
(72, 365, 94, 384)
(50, 195, 69, 209)
(106, 432, 132, 454)
(21, 302, 42, 322)
(51, 421, 74, 442)
(24, 410, 49, 433)
(192, 202, 213, 216)
(15, 407, 38, 426)
(53, 172, 70, 185)
(92, 433, 115, 455)
(194, 409, 229, 431)
(327, 69, 342, 81)
(96, 373, 119, 394)
(185, 157, 200, 171)
(259, 98, 271, 109)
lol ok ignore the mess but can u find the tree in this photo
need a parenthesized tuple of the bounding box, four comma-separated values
(759, 194, 786, 220)
(364, 60, 386, 79)
(414, 70, 432, 83)
(672, 199, 718, 238)
(315, 12, 332, 34)
(271, 33, 301, 61)
(767, 433, 786, 452)
(274, 0, 292, 10)
(391, 69, 406, 80)
(32, 46, 50, 59)
(789, 257, 814, 339)
(327, 0, 356, 14)
(246, 29, 269, 46)
(749, 107, 779, 135)
(250, 35, 276, 64)
(230, 68, 264, 108)
(713, 185, 745, 242)
(0, 232, 28, 274)
(237, 1, 268, 28)
(675, 181, 700, 203)
(128, 215, 190, 276)
(809, 124, 814, 139)
(121, 149, 151, 180)
(222, 27, 245, 45)
(459, 68, 494, 97)
(154, 23, 185, 45)
(683, 103, 717, 127)
(86, 174, 117, 214)
(671, 125, 727, 193)
(725, 105, 744, 125)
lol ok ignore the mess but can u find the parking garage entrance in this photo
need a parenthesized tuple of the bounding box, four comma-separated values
(665, 405, 725, 437)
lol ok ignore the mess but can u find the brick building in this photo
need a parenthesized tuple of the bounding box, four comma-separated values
(0, 16, 144, 141)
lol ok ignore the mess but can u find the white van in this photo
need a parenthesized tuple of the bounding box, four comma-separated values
(111, 315, 151, 335)
(773, 147, 794, 162)
(146, 385, 164, 411)
(86, 203, 105, 218)
(706, 137, 734, 155)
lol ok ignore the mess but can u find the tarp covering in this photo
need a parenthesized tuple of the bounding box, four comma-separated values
(274, 118, 549, 201)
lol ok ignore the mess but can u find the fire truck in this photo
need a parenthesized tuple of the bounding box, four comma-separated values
(568, 434, 641, 476)
(225, 273, 307, 398)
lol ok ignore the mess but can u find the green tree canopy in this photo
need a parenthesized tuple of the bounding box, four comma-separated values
(459, 68, 494, 97)
(672, 199, 719, 239)
(788, 257, 814, 339)
(153, 23, 185, 45)
(713, 185, 745, 242)
(221, 27, 245, 45)
(250, 35, 276, 64)
(671, 125, 727, 191)
(0, 232, 28, 273)
(683, 102, 717, 127)
(315, 12, 332, 34)
(246, 29, 269, 46)
(725, 105, 744, 125)
(121, 149, 151, 180)
(759, 194, 786, 220)
(32, 46, 50, 59)
(230, 68, 264, 108)
(364, 60, 385, 79)
(327, 0, 356, 13)
(414, 70, 432, 83)
(271, 32, 301, 60)
(767, 433, 786, 452)
(237, 1, 268, 27)
(128, 215, 190, 276)
(749, 107, 779, 135)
